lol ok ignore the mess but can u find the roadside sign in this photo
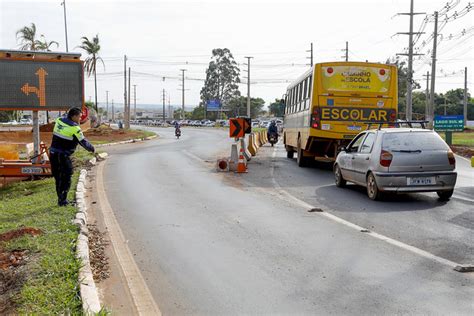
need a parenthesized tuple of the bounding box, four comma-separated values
(229, 118, 245, 138)
(243, 117, 251, 134)
(0, 56, 84, 110)
(206, 99, 221, 111)
(434, 115, 464, 132)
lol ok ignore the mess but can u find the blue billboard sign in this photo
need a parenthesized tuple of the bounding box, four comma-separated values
(206, 99, 221, 111)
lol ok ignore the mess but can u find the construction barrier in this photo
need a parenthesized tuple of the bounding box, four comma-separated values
(247, 134, 257, 156)
(261, 131, 267, 144)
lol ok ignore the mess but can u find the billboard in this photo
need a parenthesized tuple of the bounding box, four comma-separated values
(0, 59, 83, 110)
(206, 99, 221, 111)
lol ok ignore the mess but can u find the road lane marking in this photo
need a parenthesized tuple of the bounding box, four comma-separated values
(270, 147, 466, 271)
(96, 162, 162, 315)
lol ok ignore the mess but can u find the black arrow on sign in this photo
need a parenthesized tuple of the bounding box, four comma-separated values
(231, 119, 242, 137)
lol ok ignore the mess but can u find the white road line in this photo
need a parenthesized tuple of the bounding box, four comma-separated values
(96, 162, 162, 315)
(270, 148, 464, 270)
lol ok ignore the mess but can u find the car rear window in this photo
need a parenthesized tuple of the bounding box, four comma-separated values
(382, 132, 448, 151)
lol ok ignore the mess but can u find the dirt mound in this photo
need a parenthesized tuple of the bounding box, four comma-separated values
(39, 123, 55, 132)
(0, 227, 42, 242)
(451, 145, 473, 159)
(0, 227, 41, 313)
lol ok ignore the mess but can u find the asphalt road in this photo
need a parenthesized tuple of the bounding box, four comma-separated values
(102, 127, 473, 315)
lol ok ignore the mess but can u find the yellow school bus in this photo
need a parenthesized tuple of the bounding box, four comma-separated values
(283, 61, 398, 166)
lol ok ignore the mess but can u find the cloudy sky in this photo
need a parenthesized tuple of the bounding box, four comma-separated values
(1, 0, 472, 110)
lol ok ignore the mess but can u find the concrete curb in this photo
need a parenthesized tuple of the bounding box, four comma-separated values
(95, 134, 157, 148)
(75, 169, 102, 314)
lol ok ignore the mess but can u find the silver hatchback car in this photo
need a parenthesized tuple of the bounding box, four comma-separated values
(334, 128, 457, 200)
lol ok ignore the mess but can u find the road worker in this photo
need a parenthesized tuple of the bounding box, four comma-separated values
(50, 107, 95, 206)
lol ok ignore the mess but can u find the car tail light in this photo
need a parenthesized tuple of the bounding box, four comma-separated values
(311, 107, 320, 129)
(380, 150, 393, 167)
(447, 150, 455, 167)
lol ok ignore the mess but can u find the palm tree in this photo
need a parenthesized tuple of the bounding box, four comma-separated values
(16, 23, 38, 50)
(36, 35, 59, 51)
(79, 35, 104, 114)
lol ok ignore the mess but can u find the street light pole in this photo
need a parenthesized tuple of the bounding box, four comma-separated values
(61, 0, 69, 52)
(244, 56, 253, 118)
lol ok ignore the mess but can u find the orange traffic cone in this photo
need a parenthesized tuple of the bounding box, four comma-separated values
(236, 147, 248, 173)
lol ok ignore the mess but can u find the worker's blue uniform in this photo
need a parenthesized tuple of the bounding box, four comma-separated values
(50, 117, 95, 206)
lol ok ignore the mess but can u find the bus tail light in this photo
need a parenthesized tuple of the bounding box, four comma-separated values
(379, 69, 386, 76)
(311, 107, 320, 129)
(380, 150, 393, 167)
(447, 150, 456, 167)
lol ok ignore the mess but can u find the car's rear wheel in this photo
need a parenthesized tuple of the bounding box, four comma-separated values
(437, 189, 454, 201)
(334, 164, 346, 188)
(367, 172, 382, 200)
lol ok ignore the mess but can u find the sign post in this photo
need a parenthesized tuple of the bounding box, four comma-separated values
(433, 115, 464, 146)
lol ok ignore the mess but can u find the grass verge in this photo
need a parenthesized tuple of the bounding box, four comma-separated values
(438, 131, 474, 147)
(0, 174, 82, 314)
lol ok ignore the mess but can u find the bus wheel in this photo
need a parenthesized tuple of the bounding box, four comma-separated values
(286, 146, 294, 158)
(296, 140, 307, 167)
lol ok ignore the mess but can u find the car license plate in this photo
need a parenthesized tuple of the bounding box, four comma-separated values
(407, 176, 435, 186)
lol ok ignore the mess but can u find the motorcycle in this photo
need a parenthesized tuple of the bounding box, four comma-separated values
(268, 132, 278, 147)
(175, 128, 181, 139)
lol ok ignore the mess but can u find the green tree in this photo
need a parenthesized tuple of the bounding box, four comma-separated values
(386, 58, 421, 117)
(227, 96, 265, 118)
(269, 98, 286, 117)
(191, 106, 205, 120)
(16, 23, 39, 50)
(36, 35, 59, 51)
(79, 35, 104, 114)
(174, 108, 191, 119)
(200, 48, 240, 108)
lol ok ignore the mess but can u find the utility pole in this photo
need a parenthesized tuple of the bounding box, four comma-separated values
(162, 89, 166, 122)
(180, 69, 186, 119)
(133, 85, 137, 120)
(112, 99, 115, 121)
(306, 42, 313, 67)
(396, 0, 424, 121)
(168, 94, 171, 119)
(61, 0, 69, 52)
(244, 56, 253, 118)
(127, 67, 131, 128)
(123, 55, 128, 127)
(106, 90, 109, 121)
(429, 11, 439, 125)
(463, 67, 468, 126)
(342, 41, 349, 61)
(423, 72, 429, 120)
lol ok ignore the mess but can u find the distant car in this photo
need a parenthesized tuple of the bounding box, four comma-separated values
(333, 128, 457, 201)
(260, 121, 270, 128)
(19, 119, 32, 125)
(251, 121, 259, 128)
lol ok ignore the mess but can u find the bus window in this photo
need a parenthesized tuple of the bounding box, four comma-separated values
(308, 75, 312, 97)
(304, 78, 309, 109)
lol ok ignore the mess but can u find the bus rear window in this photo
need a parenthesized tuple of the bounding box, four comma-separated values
(321, 65, 392, 94)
